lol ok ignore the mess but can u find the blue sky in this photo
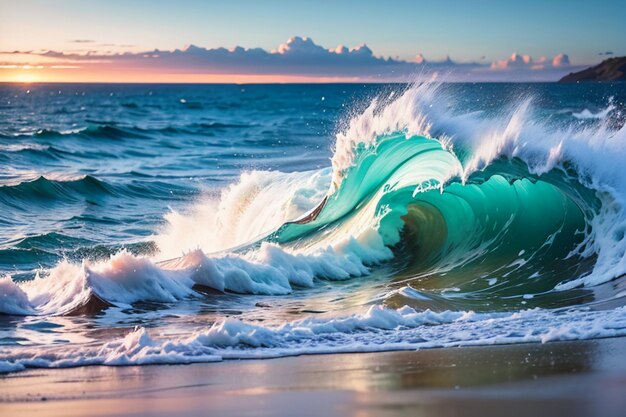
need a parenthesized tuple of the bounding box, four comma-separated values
(0, 0, 624, 82)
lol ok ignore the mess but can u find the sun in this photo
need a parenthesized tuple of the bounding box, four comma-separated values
(13, 72, 40, 83)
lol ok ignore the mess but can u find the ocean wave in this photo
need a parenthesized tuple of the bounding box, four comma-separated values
(0, 144, 74, 167)
(0, 173, 196, 205)
(1, 303, 626, 373)
(0, 175, 114, 202)
(164, 82, 625, 297)
(154, 169, 331, 258)
(0, 241, 381, 316)
(572, 104, 615, 120)
(193, 121, 253, 129)
(324, 83, 626, 289)
(0, 143, 50, 152)
(1, 125, 151, 141)
(0, 120, 254, 142)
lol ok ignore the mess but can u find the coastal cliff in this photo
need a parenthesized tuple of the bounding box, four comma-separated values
(559, 57, 626, 82)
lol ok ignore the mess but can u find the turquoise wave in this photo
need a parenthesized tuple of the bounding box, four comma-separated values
(269, 133, 600, 310)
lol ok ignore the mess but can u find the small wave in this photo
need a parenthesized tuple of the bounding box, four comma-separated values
(0, 175, 114, 202)
(1, 122, 253, 142)
(3, 125, 149, 140)
(79, 125, 150, 139)
(1, 303, 625, 373)
(572, 104, 615, 120)
(0, 145, 72, 167)
(0, 247, 58, 273)
(1, 119, 254, 142)
(0, 143, 50, 152)
(83, 119, 118, 125)
(0, 240, 380, 316)
(195, 122, 253, 129)
(11, 232, 94, 251)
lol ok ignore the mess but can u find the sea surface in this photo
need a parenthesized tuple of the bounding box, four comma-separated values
(1, 82, 626, 372)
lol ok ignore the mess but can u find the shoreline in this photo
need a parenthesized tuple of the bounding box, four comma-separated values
(2, 336, 625, 417)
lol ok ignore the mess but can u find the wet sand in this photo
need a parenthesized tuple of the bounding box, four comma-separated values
(1, 337, 626, 417)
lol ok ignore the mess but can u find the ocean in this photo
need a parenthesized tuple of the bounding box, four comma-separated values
(1, 82, 625, 372)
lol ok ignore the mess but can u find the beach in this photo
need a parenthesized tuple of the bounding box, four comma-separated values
(2, 336, 625, 417)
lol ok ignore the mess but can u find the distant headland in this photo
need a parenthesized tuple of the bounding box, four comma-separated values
(559, 56, 626, 82)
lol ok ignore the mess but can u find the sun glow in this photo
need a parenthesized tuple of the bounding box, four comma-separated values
(13, 72, 40, 83)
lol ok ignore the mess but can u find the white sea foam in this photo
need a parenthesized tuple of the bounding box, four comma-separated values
(0, 233, 389, 315)
(0, 276, 35, 315)
(154, 169, 331, 258)
(1, 304, 625, 374)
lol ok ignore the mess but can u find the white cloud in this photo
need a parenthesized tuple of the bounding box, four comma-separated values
(276, 36, 328, 55)
(491, 53, 533, 69)
(491, 52, 571, 71)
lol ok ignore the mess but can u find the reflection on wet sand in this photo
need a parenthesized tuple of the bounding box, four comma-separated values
(1, 336, 624, 417)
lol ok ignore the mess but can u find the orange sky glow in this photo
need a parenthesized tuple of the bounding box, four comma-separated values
(0, 67, 363, 84)
(0, 35, 587, 84)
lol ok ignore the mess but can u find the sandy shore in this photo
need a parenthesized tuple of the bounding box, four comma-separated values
(1, 337, 626, 417)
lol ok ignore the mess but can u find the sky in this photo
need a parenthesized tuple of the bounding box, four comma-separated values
(1, 0, 624, 83)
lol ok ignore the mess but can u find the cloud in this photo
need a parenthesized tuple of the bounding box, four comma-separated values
(599, 51, 614, 56)
(70, 39, 95, 43)
(413, 53, 426, 64)
(3, 36, 473, 78)
(490, 52, 571, 70)
(0, 36, 585, 82)
(491, 53, 533, 69)
(276, 36, 329, 55)
(552, 53, 570, 67)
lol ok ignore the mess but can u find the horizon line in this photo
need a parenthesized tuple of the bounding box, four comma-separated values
(0, 80, 594, 86)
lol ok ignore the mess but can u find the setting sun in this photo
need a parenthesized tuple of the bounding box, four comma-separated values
(13, 72, 40, 83)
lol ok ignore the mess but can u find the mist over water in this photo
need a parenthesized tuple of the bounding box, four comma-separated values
(1, 82, 626, 373)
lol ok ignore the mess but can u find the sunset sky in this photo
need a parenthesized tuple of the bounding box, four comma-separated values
(1, 0, 625, 83)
